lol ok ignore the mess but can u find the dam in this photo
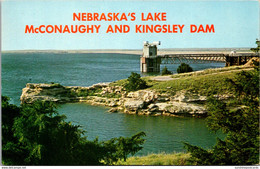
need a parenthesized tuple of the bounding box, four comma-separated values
(140, 41, 260, 73)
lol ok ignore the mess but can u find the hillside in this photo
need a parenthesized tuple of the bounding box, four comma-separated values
(20, 65, 254, 117)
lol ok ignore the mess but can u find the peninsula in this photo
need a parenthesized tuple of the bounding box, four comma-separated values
(20, 64, 255, 117)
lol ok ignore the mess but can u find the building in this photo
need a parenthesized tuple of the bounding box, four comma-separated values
(140, 41, 161, 72)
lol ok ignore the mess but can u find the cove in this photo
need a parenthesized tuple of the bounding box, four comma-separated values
(2, 52, 226, 156)
(58, 103, 224, 156)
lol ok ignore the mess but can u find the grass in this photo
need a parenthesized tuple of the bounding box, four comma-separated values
(170, 66, 245, 79)
(76, 89, 103, 97)
(48, 82, 64, 89)
(109, 79, 127, 87)
(116, 152, 193, 165)
(150, 71, 236, 96)
(110, 66, 253, 97)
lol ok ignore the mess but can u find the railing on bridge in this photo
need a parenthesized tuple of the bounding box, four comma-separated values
(140, 52, 259, 73)
(140, 40, 260, 72)
(159, 54, 226, 64)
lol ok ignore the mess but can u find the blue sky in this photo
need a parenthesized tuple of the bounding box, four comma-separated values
(1, 0, 259, 50)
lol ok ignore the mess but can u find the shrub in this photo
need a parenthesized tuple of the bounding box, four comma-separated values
(177, 63, 193, 74)
(184, 68, 259, 165)
(161, 66, 172, 75)
(2, 98, 146, 165)
(124, 72, 147, 91)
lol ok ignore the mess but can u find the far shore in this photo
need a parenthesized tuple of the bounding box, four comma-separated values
(2, 48, 253, 55)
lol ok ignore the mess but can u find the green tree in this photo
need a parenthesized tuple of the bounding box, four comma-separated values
(124, 72, 147, 91)
(101, 132, 146, 165)
(2, 96, 29, 165)
(177, 63, 193, 74)
(184, 69, 259, 165)
(161, 66, 172, 75)
(2, 99, 146, 165)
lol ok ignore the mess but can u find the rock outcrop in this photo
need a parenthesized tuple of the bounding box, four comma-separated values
(21, 83, 208, 117)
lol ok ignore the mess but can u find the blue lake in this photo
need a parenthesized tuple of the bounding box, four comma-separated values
(1, 52, 225, 155)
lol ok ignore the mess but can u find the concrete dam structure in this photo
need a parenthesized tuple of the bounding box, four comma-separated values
(140, 41, 260, 73)
(140, 41, 161, 73)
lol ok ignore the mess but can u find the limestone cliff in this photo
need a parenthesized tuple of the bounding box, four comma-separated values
(20, 82, 208, 117)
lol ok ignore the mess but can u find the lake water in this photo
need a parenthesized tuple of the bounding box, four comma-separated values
(1, 52, 225, 155)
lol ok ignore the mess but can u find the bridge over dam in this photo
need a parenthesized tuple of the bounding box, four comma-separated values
(140, 41, 260, 73)
(159, 53, 226, 64)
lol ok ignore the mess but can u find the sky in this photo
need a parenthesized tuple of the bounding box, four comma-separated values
(1, 0, 260, 50)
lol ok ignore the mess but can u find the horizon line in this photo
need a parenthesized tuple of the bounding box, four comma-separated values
(1, 47, 252, 52)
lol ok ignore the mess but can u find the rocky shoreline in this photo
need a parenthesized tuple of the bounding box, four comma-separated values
(20, 82, 209, 117)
